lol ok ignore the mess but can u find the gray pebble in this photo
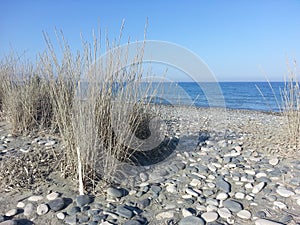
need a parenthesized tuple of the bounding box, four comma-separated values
(67, 206, 81, 215)
(178, 215, 205, 225)
(48, 198, 66, 212)
(216, 177, 231, 193)
(223, 199, 243, 212)
(78, 214, 90, 223)
(76, 195, 93, 207)
(137, 198, 151, 209)
(116, 205, 134, 219)
(65, 215, 77, 224)
(0, 220, 17, 225)
(107, 187, 124, 198)
(123, 220, 142, 225)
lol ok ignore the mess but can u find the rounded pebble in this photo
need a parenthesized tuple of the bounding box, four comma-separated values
(201, 211, 219, 222)
(37, 204, 49, 215)
(237, 209, 251, 220)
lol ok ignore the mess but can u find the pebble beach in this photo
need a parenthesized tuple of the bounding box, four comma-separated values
(0, 106, 300, 225)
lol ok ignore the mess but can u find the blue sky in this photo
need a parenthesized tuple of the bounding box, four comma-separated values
(1, 0, 300, 81)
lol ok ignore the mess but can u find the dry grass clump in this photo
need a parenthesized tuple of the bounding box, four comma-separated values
(0, 28, 166, 194)
(281, 61, 300, 151)
(0, 56, 54, 133)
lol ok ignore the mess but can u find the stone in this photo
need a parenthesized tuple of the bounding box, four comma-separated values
(45, 140, 56, 146)
(76, 195, 93, 207)
(107, 187, 124, 198)
(256, 211, 267, 218)
(216, 177, 231, 193)
(235, 192, 245, 199)
(5, 209, 18, 217)
(190, 179, 201, 187)
(78, 215, 89, 223)
(16, 202, 25, 208)
(37, 204, 49, 215)
(67, 206, 81, 215)
(178, 216, 205, 225)
(255, 219, 284, 225)
(99, 222, 114, 225)
(269, 158, 279, 166)
(65, 215, 77, 224)
(252, 182, 266, 194)
(216, 192, 228, 200)
(48, 198, 66, 211)
(201, 211, 219, 222)
(237, 209, 251, 220)
(46, 192, 60, 200)
(185, 188, 199, 197)
(28, 195, 43, 202)
(297, 198, 300, 206)
(166, 184, 177, 193)
(156, 211, 174, 220)
(218, 207, 232, 219)
(123, 221, 142, 225)
(0, 221, 17, 225)
(273, 201, 287, 209)
(137, 198, 150, 209)
(116, 205, 133, 219)
(223, 199, 243, 212)
(24, 203, 35, 216)
(276, 187, 295, 197)
(57, 212, 65, 220)
(182, 208, 193, 217)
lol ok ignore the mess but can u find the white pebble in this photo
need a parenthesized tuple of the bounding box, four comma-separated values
(190, 179, 201, 187)
(273, 201, 287, 209)
(207, 182, 216, 188)
(182, 208, 193, 217)
(37, 204, 49, 215)
(201, 211, 219, 222)
(218, 207, 232, 219)
(156, 211, 174, 220)
(252, 182, 266, 194)
(216, 192, 228, 200)
(166, 184, 177, 193)
(235, 192, 245, 199)
(46, 192, 60, 200)
(5, 209, 18, 217)
(256, 172, 267, 178)
(17, 202, 25, 208)
(276, 187, 295, 197)
(237, 209, 252, 220)
(56, 212, 65, 220)
(45, 140, 56, 146)
(269, 158, 279, 166)
(245, 183, 253, 189)
(185, 188, 199, 197)
(28, 195, 43, 202)
(244, 169, 256, 175)
(297, 198, 300, 206)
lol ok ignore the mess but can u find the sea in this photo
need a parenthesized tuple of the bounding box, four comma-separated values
(142, 82, 286, 112)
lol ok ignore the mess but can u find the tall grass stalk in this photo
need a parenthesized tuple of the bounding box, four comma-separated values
(281, 61, 300, 150)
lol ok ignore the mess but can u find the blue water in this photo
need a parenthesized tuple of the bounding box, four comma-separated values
(145, 82, 285, 112)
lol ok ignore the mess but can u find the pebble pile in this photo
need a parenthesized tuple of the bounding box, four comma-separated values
(1, 107, 300, 225)
(1, 128, 300, 225)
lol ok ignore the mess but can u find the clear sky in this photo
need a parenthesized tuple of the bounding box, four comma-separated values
(1, 0, 300, 81)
